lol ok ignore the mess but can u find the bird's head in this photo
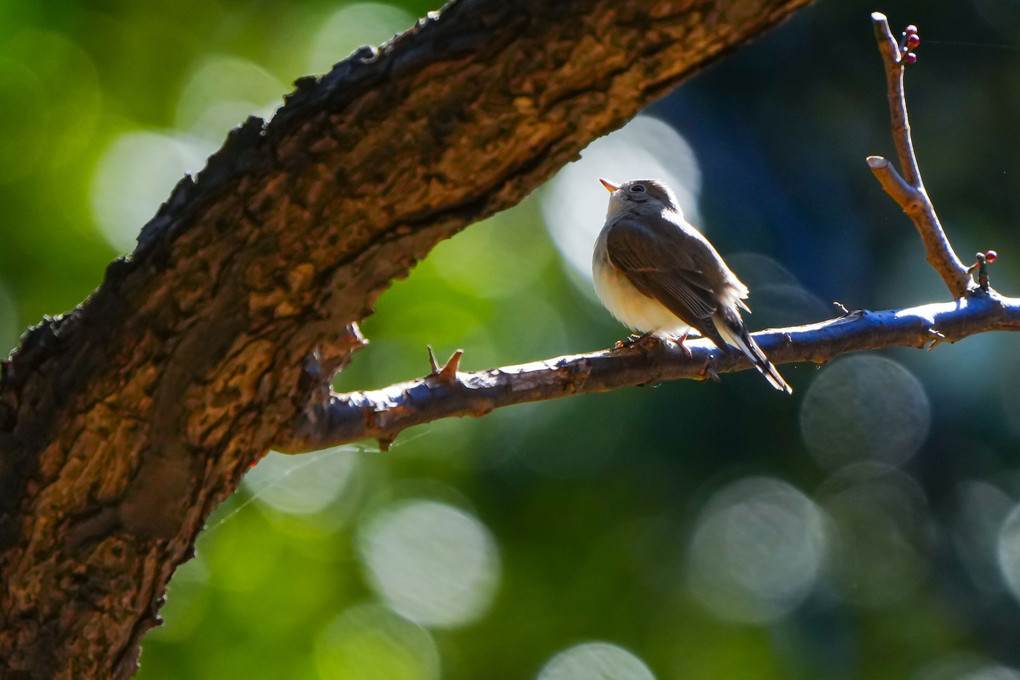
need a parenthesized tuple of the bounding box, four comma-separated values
(599, 178, 681, 219)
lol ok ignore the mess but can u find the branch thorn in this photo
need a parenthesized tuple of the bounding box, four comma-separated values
(701, 362, 720, 383)
(924, 326, 946, 351)
(427, 348, 464, 384)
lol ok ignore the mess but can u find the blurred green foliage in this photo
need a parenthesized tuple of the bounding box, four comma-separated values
(3, 1, 1020, 679)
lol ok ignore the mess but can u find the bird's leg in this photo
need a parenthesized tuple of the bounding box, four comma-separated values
(669, 332, 692, 358)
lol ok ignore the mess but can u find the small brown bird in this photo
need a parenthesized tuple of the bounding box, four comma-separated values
(592, 178, 792, 394)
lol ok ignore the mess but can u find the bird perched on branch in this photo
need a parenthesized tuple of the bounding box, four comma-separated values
(592, 178, 792, 394)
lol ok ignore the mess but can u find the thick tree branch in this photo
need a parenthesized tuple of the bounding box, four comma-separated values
(867, 12, 973, 298)
(280, 293, 1020, 451)
(0, 0, 816, 677)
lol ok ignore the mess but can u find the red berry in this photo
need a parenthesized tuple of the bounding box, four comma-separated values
(903, 52, 917, 64)
(906, 34, 920, 49)
(986, 250, 998, 262)
(905, 25, 918, 35)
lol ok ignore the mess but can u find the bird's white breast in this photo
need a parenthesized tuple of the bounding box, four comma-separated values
(592, 230, 690, 338)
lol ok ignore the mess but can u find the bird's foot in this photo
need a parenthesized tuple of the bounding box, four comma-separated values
(614, 332, 657, 350)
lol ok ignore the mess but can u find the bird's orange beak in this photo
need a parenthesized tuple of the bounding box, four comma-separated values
(599, 178, 619, 192)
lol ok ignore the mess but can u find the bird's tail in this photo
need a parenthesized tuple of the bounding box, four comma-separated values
(712, 316, 792, 394)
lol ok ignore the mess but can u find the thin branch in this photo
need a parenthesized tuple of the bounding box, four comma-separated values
(276, 293, 1020, 452)
(868, 12, 973, 298)
(871, 13, 921, 186)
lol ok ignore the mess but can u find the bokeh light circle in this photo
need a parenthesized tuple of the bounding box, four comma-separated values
(913, 655, 1020, 680)
(960, 665, 1020, 680)
(429, 209, 554, 300)
(724, 252, 831, 329)
(0, 280, 19, 356)
(176, 55, 283, 141)
(953, 480, 1013, 593)
(244, 448, 359, 516)
(536, 641, 656, 680)
(358, 499, 501, 628)
(307, 3, 416, 73)
(685, 477, 828, 624)
(996, 501, 1020, 603)
(315, 603, 439, 680)
(90, 131, 214, 252)
(819, 462, 931, 608)
(800, 355, 930, 470)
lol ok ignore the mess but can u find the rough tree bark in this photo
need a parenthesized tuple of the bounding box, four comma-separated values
(0, 0, 816, 677)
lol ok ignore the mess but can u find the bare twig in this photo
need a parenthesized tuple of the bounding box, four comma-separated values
(868, 12, 973, 298)
(277, 293, 1020, 452)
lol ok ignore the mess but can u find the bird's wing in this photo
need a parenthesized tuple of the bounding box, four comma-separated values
(604, 215, 719, 325)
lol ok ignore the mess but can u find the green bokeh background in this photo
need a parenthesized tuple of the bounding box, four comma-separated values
(3, 1, 1020, 679)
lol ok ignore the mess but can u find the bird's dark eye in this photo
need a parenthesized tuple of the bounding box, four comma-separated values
(631, 184, 646, 193)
